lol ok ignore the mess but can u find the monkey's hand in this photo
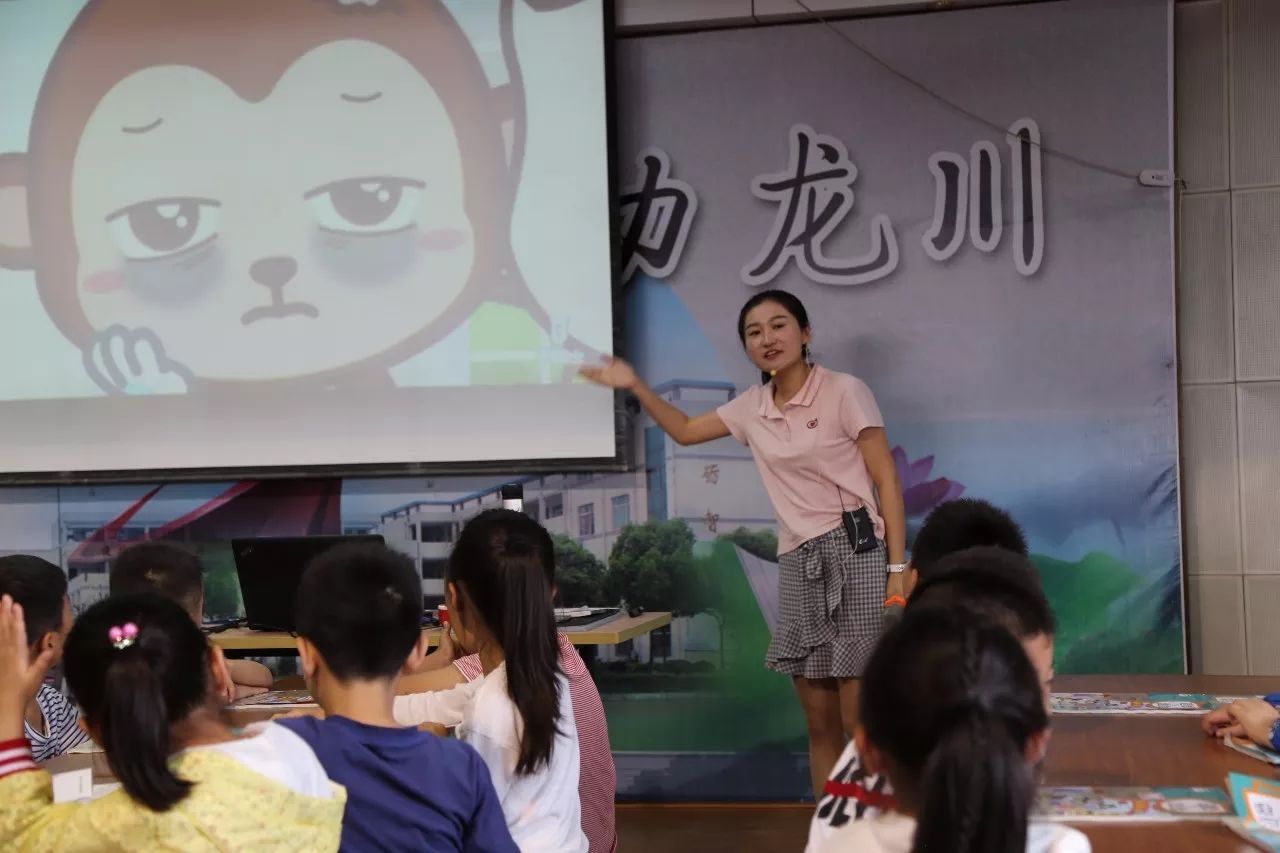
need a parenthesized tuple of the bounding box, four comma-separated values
(84, 326, 194, 396)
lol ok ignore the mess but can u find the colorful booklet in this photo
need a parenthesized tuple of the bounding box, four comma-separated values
(1225, 773, 1280, 850)
(230, 689, 316, 708)
(1226, 735, 1280, 766)
(1050, 692, 1254, 715)
(1036, 786, 1234, 821)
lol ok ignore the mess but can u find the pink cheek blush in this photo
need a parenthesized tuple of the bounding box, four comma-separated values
(83, 270, 125, 294)
(419, 228, 466, 252)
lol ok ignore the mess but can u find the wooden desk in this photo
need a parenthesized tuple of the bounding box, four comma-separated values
(212, 611, 674, 656)
(1046, 675, 1275, 853)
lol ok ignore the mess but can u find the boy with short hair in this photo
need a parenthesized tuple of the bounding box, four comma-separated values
(902, 497, 1029, 595)
(109, 541, 273, 700)
(807, 499, 1049, 851)
(278, 543, 517, 852)
(0, 555, 90, 760)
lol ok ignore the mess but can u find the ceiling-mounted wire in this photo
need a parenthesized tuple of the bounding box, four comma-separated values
(783, 0, 1151, 183)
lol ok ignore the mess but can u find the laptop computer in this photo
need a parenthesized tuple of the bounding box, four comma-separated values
(231, 534, 384, 632)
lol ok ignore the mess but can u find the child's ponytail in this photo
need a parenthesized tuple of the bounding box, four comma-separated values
(449, 509, 563, 775)
(910, 704, 1032, 853)
(63, 593, 213, 812)
(860, 607, 1048, 853)
(99, 650, 192, 810)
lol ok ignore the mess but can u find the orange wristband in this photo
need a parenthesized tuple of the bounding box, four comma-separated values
(883, 595, 907, 609)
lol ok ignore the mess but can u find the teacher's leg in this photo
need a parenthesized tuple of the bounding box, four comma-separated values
(836, 677, 860, 740)
(794, 675, 844, 800)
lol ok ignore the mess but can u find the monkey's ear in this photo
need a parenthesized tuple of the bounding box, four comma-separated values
(0, 152, 34, 271)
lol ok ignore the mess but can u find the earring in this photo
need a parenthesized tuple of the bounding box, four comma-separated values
(803, 344, 813, 366)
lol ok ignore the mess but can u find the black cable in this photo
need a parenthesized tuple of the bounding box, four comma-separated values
(789, 0, 1142, 182)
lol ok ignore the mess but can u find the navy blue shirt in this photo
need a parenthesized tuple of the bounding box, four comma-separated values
(278, 715, 517, 853)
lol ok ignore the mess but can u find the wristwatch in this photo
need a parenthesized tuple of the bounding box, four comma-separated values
(887, 563, 907, 574)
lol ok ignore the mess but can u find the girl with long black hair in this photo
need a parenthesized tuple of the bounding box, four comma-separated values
(395, 509, 587, 852)
(816, 605, 1088, 853)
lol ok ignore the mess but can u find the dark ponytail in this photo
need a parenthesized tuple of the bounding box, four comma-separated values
(735, 289, 812, 384)
(860, 605, 1047, 853)
(64, 593, 211, 811)
(449, 509, 562, 775)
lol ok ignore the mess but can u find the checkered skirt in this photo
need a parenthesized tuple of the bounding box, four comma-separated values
(766, 525, 886, 679)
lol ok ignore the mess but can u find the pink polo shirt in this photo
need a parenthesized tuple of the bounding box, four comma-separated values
(717, 365, 885, 556)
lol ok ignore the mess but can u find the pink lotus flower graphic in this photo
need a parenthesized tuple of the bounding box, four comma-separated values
(893, 447, 964, 518)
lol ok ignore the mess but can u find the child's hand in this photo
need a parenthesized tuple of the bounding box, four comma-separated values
(1225, 698, 1280, 747)
(416, 628, 461, 673)
(234, 684, 270, 701)
(0, 595, 55, 733)
(1202, 706, 1243, 739)
(272, 708, 325, 721)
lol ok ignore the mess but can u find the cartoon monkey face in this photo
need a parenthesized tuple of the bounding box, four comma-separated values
(0, 0, 526, 386)
(74, 40, 472, 379)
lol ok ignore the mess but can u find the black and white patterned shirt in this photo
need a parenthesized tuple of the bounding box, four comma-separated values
(25, 685, 90, 762)
(806, 740, 895, 852)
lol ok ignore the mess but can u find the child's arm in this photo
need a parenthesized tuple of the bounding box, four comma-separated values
(0, 755, 91, 849)
(0, 598, 83, 846)
(392, 680, 477, 728)
(397, 666, 467, 695)
(226, 660, 273, 692)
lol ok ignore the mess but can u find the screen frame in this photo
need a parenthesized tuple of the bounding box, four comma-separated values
(0, 0, 629, 486)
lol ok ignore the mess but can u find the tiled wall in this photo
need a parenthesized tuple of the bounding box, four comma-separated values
(1178, 0, 1280, 674)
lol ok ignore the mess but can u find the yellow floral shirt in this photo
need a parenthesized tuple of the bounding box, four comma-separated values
(0, 749, 345, 852)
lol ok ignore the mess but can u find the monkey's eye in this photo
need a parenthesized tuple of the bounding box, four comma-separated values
(106, 198, 221, 261)
(304, 177, 424, 235)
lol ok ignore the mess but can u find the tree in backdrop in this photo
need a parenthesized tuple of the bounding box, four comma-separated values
(552, 534, 609, 607)
(606, 520, 728, 666)
(717, 527, 778, 562)
(605, 519, 704, 614)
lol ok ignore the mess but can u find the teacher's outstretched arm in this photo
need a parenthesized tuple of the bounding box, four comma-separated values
(580, 356, 730, 446)
(857, 427, 907, 595)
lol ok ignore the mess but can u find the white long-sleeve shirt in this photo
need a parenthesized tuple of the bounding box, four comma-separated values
(395, 664, 587, 853)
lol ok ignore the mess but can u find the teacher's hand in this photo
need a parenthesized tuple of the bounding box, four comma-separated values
(884, 573, 907, 602)
(578, 355, 637, 391)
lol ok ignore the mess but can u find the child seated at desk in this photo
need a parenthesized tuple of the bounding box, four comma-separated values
(0, 593, 343, 850)
(808, 499, 1049, 850)
(814, 605, 1088, 853)
(276, 542, 516, 853)
(401, 527, 616, 853)
(109, 541, 273, 700)
(0, 555, 90, 761)
(394, 510, 589, 852)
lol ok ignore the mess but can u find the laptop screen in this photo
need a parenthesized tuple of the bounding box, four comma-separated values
(231, 535, 385, 632)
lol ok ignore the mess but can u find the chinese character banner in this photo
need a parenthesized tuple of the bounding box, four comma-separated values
(615, 0, 1181, 674)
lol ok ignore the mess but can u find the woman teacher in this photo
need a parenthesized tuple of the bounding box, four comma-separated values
(580, 289, 906, 798)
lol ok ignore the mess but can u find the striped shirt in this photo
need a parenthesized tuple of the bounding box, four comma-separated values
(456, 634, 617, 853)
(25, 685, 90, 762)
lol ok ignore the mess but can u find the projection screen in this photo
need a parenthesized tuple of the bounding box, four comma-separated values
(0, 0, 617, 480)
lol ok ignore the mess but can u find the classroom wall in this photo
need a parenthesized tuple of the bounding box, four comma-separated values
(1177, 0, 1280, 675)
